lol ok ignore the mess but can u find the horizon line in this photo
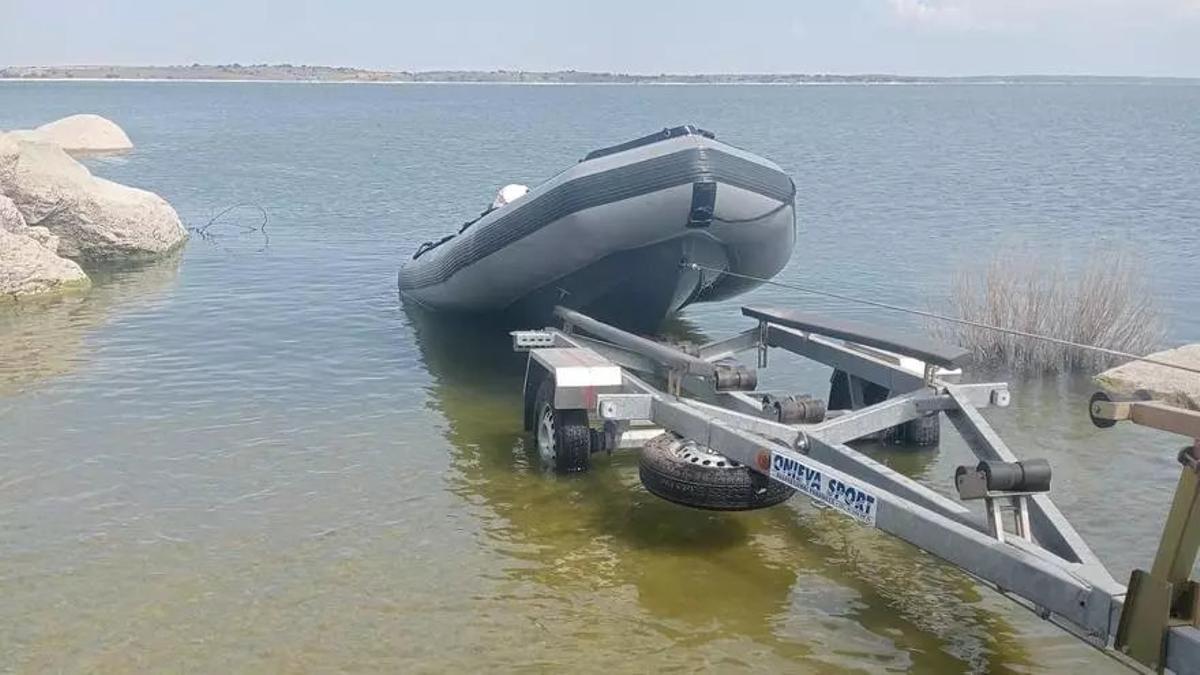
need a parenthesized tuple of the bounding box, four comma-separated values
(2, 64, 1199, 81)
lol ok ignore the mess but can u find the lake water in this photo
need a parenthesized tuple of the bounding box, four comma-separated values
(2, 82, 1198, 673)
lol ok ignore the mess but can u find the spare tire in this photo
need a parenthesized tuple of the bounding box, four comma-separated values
(638, 433, 794, 511)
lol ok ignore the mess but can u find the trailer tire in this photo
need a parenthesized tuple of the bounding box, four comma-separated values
(904, 413, 940, 446)
(877, 414, 941, 446)
(533, 378, 591, 473)
(878, 424, 902, 445)
(831, 369, 939, 446)
(638, 433, 794, 511)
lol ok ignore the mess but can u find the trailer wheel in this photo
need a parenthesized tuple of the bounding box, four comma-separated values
(533, 377, 591, 473)
(879, 413, 941, 446)
(831, 369, 939, 446)
(903, 413, 940, 446)
(638, 433, 794, 511)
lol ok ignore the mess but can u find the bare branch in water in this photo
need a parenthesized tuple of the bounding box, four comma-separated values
(188, 203, 270, 252)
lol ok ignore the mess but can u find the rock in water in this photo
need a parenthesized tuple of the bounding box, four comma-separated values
(32, 114, 134, 154)
(3, 195, 65, 253)
(0, 191, 25, 233)
(0, 194, 89, 299)
(0, 134, 187, 262)
(1095, 344, 1200, 410)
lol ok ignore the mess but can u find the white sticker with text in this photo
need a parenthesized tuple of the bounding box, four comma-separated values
(769, 452, 879, 526)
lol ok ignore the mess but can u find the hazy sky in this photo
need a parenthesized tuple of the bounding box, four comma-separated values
(1, 0, 1198, 76)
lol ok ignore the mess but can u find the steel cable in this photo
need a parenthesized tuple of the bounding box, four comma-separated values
(685, 262, 1200, 377)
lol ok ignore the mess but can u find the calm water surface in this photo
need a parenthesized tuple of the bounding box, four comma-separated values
(2, 82, 1199, 673)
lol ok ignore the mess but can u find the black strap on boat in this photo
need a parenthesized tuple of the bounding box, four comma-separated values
(687, 180, 717, 227)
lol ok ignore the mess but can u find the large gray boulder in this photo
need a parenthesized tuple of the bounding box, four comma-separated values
(8, 114, 134, 155)
(1095, 344, 1200, 410)
(0, 190, 24, 232)
(0, 133, 187, 262)
(2, 192, 65, 254)
(0, 194, 89, 299)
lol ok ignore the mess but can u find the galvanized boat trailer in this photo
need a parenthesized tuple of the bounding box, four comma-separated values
(513, 305, 1200, 673)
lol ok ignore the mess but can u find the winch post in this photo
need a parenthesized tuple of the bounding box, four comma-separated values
(1091, 392, 1200, 672)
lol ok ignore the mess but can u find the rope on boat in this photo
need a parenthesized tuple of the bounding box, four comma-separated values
(712, 178, 797, 224)
(684, 262, 1200, 377)
(712, 198, 793, 224)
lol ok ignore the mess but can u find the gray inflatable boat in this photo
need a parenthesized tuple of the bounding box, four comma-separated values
(398, 126, 796, 331)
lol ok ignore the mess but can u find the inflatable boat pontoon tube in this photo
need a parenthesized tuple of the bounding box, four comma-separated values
(398, 125, 796, 330)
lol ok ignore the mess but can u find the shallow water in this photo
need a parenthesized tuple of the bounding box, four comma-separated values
(2, 82, 1199, 672)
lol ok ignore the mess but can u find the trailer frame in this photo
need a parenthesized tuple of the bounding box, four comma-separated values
(512, 305, 1200, 673)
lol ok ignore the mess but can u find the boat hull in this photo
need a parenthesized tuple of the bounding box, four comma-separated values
(399, 128, 796, 331)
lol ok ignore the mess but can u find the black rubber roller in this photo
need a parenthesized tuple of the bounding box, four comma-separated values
(1088, 391, 1116, 429)
(977, 459, 1052, 493)
(714, 365, 758, 392)
(772, 396, 826, 424)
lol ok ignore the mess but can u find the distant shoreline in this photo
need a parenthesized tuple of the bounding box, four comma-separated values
(3, 79, 1194, 87)
(8, 78, 1178, 87)
(2, 65, 1197, 85)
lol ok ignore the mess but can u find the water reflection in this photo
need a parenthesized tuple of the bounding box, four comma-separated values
(0, 253, 182, 396)
(405, 304, 1062, 672)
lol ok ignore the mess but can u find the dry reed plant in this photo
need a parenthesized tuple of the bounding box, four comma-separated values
(930, 251, 1165, 373)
